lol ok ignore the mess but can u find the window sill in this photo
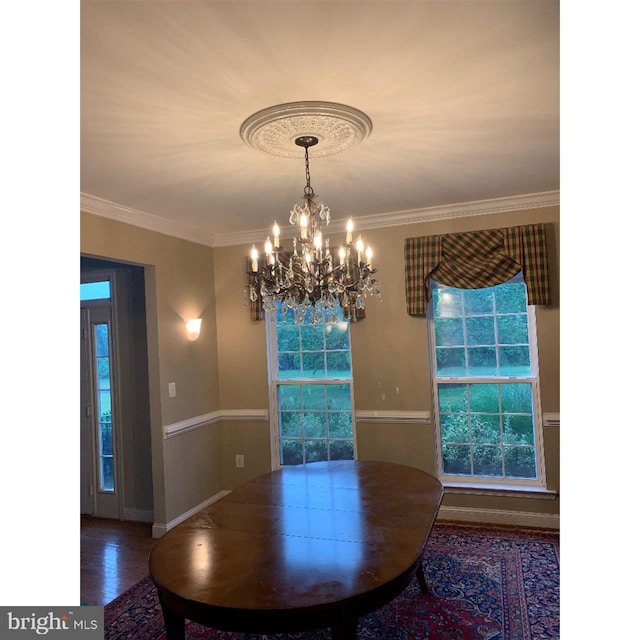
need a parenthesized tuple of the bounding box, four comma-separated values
(442, 482, 558, 500)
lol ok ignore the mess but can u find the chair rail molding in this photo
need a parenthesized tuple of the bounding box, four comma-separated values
(164, 409, 430, 438)
(356, 410, 430, 424)
(163, 409, 269, 439)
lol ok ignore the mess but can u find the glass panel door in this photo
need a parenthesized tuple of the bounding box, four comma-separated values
(80, 300, 120, 519)
(94, 323, 114, 492)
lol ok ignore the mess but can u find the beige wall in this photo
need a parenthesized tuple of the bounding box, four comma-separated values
(213, 205, 560, 519)
(81, 203, 560, 526)
(81, 212, 221, 523)
(213, 244, 271, 410)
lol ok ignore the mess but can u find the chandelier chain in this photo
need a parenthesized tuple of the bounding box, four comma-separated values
(303, 145, 314, 197)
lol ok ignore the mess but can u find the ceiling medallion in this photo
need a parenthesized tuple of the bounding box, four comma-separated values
(239, 101, 372, 158)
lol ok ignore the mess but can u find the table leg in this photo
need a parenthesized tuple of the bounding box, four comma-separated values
(416, 560, 431, 594)
(158, 595, 185, 640)
(331, 614, 358, 640)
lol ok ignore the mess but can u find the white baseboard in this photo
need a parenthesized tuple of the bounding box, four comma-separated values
(122, 507, 154, 523)
(152, 495, 559, 538)
(152, 490, 231, 538)
(437, 505, 559, 530)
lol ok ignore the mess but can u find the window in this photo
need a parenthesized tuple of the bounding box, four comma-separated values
(94, 322, 115, 492)
(267, 302, 356, 467)
(428, 275, 546, 487)
(80, 280, 111, 301)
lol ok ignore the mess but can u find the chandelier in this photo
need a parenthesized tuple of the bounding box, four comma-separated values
(247, 134, 380, 324)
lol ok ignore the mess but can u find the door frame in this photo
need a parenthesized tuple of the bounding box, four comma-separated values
(80, 269, 123, 519)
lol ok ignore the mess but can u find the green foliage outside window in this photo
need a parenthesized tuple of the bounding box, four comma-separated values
(99, 409, 115, 491)
(437, 381, 536, 479)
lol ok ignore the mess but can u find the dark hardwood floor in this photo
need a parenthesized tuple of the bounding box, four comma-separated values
(80, 516, 555, 608)
(81, 516, 157, 606)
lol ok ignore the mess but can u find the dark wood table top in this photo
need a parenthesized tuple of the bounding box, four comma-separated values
(149, 460, 443, 638)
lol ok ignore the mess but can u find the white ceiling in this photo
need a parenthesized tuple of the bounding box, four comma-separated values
(80, 0, 559, 247)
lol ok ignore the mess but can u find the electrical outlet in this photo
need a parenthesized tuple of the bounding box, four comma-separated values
(235, 454, 244, 468)
(168, 382, 176, 398)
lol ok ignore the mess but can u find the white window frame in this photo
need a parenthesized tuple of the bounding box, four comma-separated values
(265, 310, 357, 471)
(427, 279, 547, 490)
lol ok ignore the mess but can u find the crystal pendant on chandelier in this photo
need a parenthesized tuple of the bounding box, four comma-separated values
(248, 135, 380, 324)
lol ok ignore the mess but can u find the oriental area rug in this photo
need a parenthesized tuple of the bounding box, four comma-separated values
(104, 524, 559, 640)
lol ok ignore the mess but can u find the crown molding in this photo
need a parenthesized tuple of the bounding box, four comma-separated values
(212, 190, 559, 247)
(81, 190, 559, 249)
(80, 192, 216, 247)
(350, 190, 560, 232)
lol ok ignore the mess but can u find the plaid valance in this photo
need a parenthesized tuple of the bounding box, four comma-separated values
(404, 223, 550, 315)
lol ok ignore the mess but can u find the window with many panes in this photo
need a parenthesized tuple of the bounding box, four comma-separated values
(267, 302, 356, 467)
(428, 274, 546, 487)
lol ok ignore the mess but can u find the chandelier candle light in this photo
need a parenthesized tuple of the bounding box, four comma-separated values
(248, 135, 380, 324)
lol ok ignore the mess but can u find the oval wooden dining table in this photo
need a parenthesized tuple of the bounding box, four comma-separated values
(149, 460, 443, 639)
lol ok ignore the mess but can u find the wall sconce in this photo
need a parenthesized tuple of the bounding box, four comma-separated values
(185, 318, 202, 341)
